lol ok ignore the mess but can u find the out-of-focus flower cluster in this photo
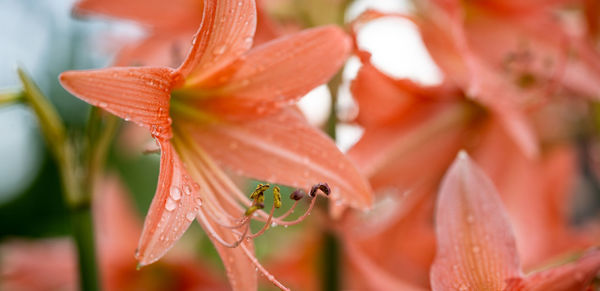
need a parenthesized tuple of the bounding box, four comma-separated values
(1, 0, 600, 290)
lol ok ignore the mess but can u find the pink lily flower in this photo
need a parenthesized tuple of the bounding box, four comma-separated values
(59, 1, 372, 289)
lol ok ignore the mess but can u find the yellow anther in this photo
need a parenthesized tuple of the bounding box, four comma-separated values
(257, 192, 265, 204)
(273, 186, 282, 208)
(250, 183, 270, 200)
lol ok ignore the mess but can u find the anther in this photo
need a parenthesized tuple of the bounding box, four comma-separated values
(250, 183, 270, 200)
(273, 186, 282, 208)
(309, 182, 330, 197)
(290, 189, 306, 201)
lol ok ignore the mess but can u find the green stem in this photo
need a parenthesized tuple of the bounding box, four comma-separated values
(71, 207, 100, 291)
(322, 231, 341, 291)
(325, 71, 343, 139)
(0, 89, 23, 106)
(17, 67, 101, 291)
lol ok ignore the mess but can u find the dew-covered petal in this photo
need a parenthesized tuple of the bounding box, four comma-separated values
(136, 139, 202, 266)
(177, 0, 256, 82)
(194, 26, 351, 119)
(60, 67, 176, 139)
(179, 108, 373, 211)
(504, 250, 600, 291)
(430, 152, 521, 291)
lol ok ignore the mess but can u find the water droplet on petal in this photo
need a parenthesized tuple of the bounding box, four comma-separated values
(466, 214, 474, 224)
(98, 102, 107, 108)
(165, 198, 177, 211)
(170, 186, 181, 201)
(213, 45, 226, 55)
(186, 212, 196, 221)
(194, 198, 203, 206)
(183, 184, 192, 195)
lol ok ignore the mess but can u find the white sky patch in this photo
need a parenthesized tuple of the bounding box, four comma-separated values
(0, 107, 43, 203)
(357, 17, 444, 86)
(336, 123, 364, 153)
(297, 85, 332, 127)
(346, 0, 413, 22)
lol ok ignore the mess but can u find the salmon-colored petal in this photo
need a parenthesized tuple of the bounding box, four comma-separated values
(350, 61, 418, 126)
(177, 0, 256, 82)
(431, 152, 521, 291)
(59, 67, 176, 139)
(74, 0, 202, 29)
(505, 251, 600, 291)
(472, 122, 590, 269)
(195, 26, 351, 119)
(136, 139, 203, 266)
(179, 108, 373, 210)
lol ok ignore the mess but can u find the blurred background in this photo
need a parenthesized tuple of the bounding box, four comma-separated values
(2, 0, 600, 290)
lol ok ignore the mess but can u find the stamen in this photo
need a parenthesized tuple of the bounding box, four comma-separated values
(275, 200, 299, 220)
(271, 194, 319, 227)
(196, 208, 250, 248)
(248, 206, 276, 239)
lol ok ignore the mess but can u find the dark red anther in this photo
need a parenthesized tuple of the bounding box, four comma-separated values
(289, 189, 306, 201)
(309, 183, 330, 197)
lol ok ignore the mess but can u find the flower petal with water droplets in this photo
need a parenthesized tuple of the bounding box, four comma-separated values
(177, 0, 257, 82)
(60, 67, 177, 139)
(194, 26, 351, 119)
(136, 139, 202, 266)
(430, 151, 521, 291)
